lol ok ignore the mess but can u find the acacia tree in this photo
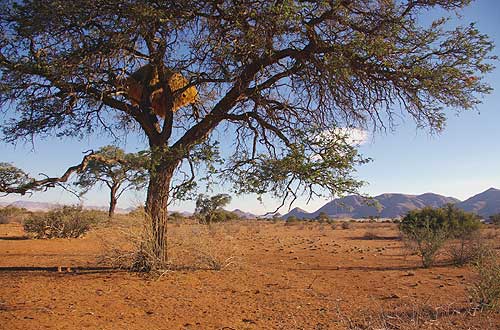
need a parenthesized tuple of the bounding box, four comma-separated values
(0, 1, 495, 264)
(195, 193, 232, 224)
(74, 145, 148, 218)
(0, 162, 32, 194)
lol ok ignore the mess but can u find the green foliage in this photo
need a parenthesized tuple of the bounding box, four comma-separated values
(228, 129, 370, 204)
(75, 145, 148, 192)
(0, 206, 31, 224)
(400, 205, 481, 268)
(442, 204, 482, 266)
(195, 194, 232, 224)
(441, 204, 481, 239)
(23, 206, 103, 239)
(210, 210, 240, 223)
(0, 162, 33, 194)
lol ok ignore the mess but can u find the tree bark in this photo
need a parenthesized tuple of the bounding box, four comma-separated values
(144, 152, 177, 264)
(108, 184, 118, 218)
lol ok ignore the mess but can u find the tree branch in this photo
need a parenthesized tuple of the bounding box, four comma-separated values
(0, 151, 129, 195)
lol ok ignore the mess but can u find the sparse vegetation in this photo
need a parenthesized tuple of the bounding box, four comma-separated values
(285, 216, 300, 225)
(443, 205, 482, 266)
(99, 217, 238, 273)
(447, 237, 485, 267)
(23, 206, 103, 239)
(469, 248, 500, 311)
(342, 221, 352, 230)
(489, 213, 500, 226)
(400, 206, 482, 268)
(400, 208, 452, 268)
(316, 212, 330, 223)
(0, 0, 494, 266)
(362, 229, 383, 240)
(2, 210, 499, 328)
(0, 206, 31, 224)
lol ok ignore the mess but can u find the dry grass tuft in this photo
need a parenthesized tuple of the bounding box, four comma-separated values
(337, 299, 493, 330)
(96, 215, 239, 274)
(468, 247, 500, 311)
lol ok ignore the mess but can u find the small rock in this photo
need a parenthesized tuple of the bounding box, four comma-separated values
(242, 318, 256, 324)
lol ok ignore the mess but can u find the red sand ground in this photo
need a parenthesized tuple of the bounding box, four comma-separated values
(0, 221, 498, 329)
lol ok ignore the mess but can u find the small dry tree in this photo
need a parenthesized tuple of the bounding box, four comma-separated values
(469, 248, 500, 311)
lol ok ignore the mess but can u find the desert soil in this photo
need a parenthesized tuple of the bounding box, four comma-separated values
(0, 220, 498, 330)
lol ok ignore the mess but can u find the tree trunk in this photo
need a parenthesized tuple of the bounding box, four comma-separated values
(108, 184, 118, 218)
(145, 155, 176, 264)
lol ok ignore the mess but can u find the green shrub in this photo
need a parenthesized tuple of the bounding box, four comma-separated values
(441, 204, 481, 239)
(194, 193, 232, 224)
(23, 206, 102, 238)
(442, 204, 482, 266)
(285, 216, 299, 225)
(0, 206, 31, 224)
(400, 205, 481, 268)
(211, 210, 240, 222)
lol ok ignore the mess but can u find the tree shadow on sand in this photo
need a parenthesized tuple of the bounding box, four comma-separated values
(0, 266, 126, 275)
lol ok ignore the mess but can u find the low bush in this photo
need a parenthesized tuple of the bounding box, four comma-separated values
(285, 216, 300, 226)
(213, 210, 240, 222)
(194, 193, 233, 224)
(316, 212, 330, 223)
(469, 248, 500, 311)
(23, 206, 103, 238)
(444, 205, 482, 266)
(489, 213, 500, 226)
(400, 205, 482, 268)
(0, 206, 31, 224)
(341, 221, 352, 229)
(362, 229, 383, 240)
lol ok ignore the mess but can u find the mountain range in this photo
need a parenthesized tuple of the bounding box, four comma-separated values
(2, 188, 499, 220)
(283, 188, 500, 220)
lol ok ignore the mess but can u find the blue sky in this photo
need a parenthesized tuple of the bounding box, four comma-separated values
(1, 0, 499, 214)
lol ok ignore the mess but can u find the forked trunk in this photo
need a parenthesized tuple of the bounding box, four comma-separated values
(145, 158, 176, 264)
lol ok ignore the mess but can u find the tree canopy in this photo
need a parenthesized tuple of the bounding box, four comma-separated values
(195, 193, 232, 224)
(1, 1, 494, 205)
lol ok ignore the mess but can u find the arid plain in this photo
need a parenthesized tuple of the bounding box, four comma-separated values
(0, 218, 499, 330)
